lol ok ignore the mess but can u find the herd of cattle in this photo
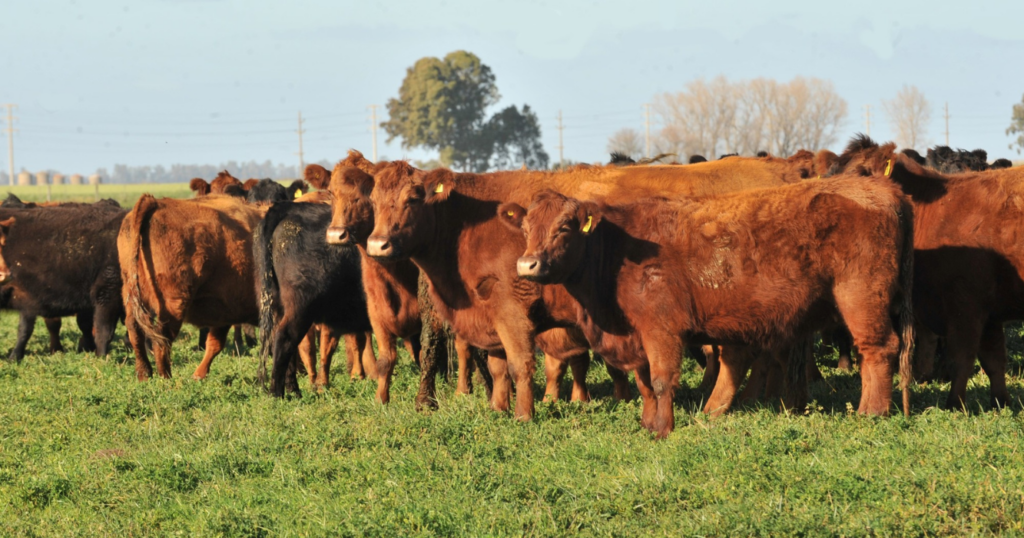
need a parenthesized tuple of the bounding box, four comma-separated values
(0, 135, 1021, 438)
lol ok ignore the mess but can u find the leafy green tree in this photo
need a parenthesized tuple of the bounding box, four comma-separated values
(382, 51, 499, 171)
(485, 105, 549, 170)
(383, 51, 549, 172)
(1007, 94, 1024, 154)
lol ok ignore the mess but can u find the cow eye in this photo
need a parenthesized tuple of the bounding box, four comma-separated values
(559, 225, 572, 234)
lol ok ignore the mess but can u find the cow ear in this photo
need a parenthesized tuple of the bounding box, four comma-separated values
(305, 164, 331, 190)
(189, 178, 210, 196)
(424, 169, 455, 203)
(577, 201, 603, 235)
(497, 202, 527, 231)
(0, 217, 14, 244)
(338, 167, 375, 196)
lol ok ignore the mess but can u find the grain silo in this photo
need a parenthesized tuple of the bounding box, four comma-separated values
(17, 171, 31, 186)
(69, 174, 83, 185)
(88, 174, 102, 185)
(52, 173, 65, 185)
(35, 171, 48, 185)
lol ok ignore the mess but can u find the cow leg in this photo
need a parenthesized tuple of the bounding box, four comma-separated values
(361, 332, 378, 380)
(833, 325, 855, 371)
(454, 336, 473, 395)
(978, 321, 1009, 409)
(698, 345, 720, 392)
(124, 311, 152, 380)
(191, 325, 229, 380)
(543, 354, 569, 402)
(942, 316, 984, 410)
(151, 319, 181, 379)
(737, 351, 768, 404)
(231, 324, 245, 356)
(568, 352, 591, 402)
(404, 338, 421, 369)
(643, 336, 683, 439)
(603, 359, 632, 401)
(7, 313, 36, 363)
(487, 350, 512, 413)
(495, 327, 537, 421)
(913, 324, 940, 382)
(92, 302, 121, 358)
(415, 334, 443, 411)
(472, 346, 494, 399)
(316, 325, 339, 389)
(805, 338, 824, 383)
(343, 333, 365, 380)
(297, 325, 318, 385)
(635, 365, 657, 431)
(44, 318, 64, 353)
(76, 311, 96, 353)
(835, 297, 899, 415)
(270, 318, 307, 398)
(197, 327, 208, 351)
(373, 330, 400, 405)
(705, 345, 755, 417)
(243, 324, 258, 348)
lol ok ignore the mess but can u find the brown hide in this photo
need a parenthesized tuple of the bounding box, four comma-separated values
(509, 180, 914, 437)
(0, 217, 12, 283)
(118, 194, 264, 381)
(836, 138, 1024, 407)
(363, 154, 829, 420)
(210, 170, 244, 194)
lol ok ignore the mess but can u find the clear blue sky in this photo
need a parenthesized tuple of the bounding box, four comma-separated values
(2, 0, 1023, 176)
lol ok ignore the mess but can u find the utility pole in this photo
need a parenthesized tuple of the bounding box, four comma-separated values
(643, 103, 651, 159)
(944, 102, 950, 146)
(3, 104, 14, 186)
(296, 111, 305, 173)
(556, 110, 564, 168)
(864, 104, 871, 137)
(368, 104, 378, 162)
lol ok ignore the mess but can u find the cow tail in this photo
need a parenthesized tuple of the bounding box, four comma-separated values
(254, 204, 285, 386)
(125, 194, 168, 348)
(896, 200, 915, 417)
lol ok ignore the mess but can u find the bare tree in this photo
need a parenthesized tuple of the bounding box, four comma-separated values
(882, 85, 931, 150)
(653, 76, 847, 158)
(607, 128, 644, 159)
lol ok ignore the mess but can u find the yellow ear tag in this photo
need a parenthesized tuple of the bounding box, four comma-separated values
(884, 159, 893, 177)
(434, 183, 445, 194)
(293, 189, 302, 199)
(582, 215, 593, 234)
(506, 210, 515, 217)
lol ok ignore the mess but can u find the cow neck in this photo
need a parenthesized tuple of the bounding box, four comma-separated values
(561, 213, 643, 336)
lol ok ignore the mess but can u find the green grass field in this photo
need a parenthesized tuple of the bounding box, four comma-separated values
(3, 183, 194, 206)
(2, 313, 1024, 536)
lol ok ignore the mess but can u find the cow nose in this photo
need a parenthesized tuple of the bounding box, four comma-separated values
(517, 256, 543, 278)
(326, 226, 350, 245)
(367, 236, 394, 258)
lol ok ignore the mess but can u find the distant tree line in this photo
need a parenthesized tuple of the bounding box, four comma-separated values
(0, 160, 334, 185)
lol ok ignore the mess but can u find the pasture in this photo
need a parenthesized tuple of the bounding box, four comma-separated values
(2, 312, 1024, 536)
(5, 183, 201, 206)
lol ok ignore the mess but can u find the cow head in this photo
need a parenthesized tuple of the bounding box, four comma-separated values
(211, 170, 244, 194)
(0, 217, 14, 283)
(326, 164, 375, 247)
(499, 190, 601, 283)
(365, 162, 440, 259)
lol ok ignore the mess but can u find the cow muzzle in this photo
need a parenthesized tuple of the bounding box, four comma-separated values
(367, 236, 400, 259)
(516, 256, 549, 280)
(0, 270, 9, 283)
(326, 226, 352, 246)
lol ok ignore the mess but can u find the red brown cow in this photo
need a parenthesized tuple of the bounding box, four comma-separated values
(118, 194, 264, 380)
(503, 181, 914, 437)
(363, 157, 828, 419)
(834, 136, 1024, 408)
(314, 156, 494, 407)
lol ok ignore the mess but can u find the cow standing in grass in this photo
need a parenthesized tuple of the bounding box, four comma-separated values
(0, 202, 128, 362)
(503, 181, 914, 438)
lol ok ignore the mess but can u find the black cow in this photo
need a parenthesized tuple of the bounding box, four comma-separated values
(254, 201, 373, 396)
(246, 179, 309, 204)
(0, 203, 127, 362)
